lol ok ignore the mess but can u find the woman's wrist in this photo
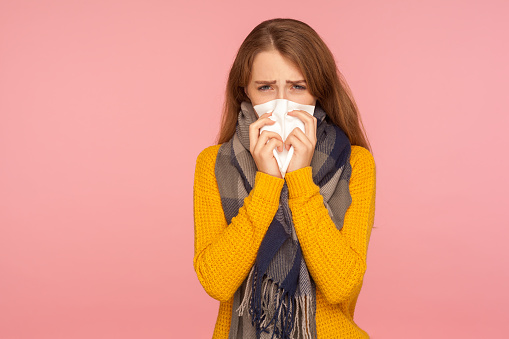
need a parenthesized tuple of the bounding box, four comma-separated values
(253, 171, 285, 203)
(284, 166, 318, 199)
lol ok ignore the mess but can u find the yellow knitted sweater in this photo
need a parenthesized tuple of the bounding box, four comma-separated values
(193, 144, 376, 338)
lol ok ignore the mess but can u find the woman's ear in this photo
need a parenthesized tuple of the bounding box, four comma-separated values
(244, 87, 250, 101)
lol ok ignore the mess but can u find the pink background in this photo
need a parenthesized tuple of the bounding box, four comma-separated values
(1, 1, 508, 338)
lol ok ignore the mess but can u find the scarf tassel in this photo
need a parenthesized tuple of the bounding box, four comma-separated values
(236, 264, 313, 339)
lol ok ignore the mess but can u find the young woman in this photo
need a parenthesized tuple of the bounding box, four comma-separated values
(193, 18, 376, 339)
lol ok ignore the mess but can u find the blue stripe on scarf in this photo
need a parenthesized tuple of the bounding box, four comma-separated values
(315, 124, 351, 187)
(249, 217, 303, 338)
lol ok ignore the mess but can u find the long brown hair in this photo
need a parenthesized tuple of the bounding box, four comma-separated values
(216, 18, 372, 153)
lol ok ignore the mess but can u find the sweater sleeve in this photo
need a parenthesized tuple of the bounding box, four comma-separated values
(284, 146, 376, 304)
(193, 145, 285, 302)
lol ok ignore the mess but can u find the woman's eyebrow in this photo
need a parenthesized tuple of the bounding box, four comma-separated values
(254, 80, 307, 84)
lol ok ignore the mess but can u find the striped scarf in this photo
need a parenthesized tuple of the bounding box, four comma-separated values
(215, 101, 352, 338)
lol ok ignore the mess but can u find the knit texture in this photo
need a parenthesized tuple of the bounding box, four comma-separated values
(193, 144, 376, 339)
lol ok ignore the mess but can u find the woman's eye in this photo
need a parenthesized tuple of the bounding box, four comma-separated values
(258, 85, 271, 91)
(293, 85, 306, 90)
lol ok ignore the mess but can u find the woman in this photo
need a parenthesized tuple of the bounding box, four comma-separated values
(193, 18, 376, 339)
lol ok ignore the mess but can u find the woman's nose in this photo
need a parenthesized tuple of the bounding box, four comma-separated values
(276, 89, 288, 100)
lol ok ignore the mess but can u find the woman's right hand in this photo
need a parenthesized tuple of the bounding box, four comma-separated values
(249, 112, 284, 179)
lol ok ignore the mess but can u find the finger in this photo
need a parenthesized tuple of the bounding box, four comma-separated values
(249, 113, 275, 152)
(290, 126, 313, 146)
(259, 130, 283, 144)
(287, 109, 313, 121)
(288, 110, 316, 141)
(293, 126, 314, 149)
(255, 136, 283, 157)
(249, 115, 276, 138)
(285, 128, 312, 151)
(253, 115, 277, 129)
(265, 137, 284, 154)
(284, 133, 304, 152)
(287, 110, 317, 143)
(254, 130, 283, 154)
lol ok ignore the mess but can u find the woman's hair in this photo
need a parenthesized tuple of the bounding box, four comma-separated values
(216, 18, 371, 152)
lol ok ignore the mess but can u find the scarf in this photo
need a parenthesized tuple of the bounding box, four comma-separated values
(214, 101, 353, 339)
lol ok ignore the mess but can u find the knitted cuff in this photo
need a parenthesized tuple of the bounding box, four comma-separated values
(285, 166, 319, 199)
(252, 171, 285, 204)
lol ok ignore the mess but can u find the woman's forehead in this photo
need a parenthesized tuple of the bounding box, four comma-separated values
(251, 50, 303, 80)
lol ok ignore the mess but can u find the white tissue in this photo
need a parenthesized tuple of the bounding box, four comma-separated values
(253, 99, 315, 178)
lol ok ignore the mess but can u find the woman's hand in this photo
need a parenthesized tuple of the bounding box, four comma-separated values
(285, 110, 317, 173)
(249, 112, 284, 179)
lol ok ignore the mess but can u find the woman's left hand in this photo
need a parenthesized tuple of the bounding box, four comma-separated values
(285, 109, 317, 173)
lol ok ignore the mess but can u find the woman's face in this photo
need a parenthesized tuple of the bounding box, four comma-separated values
(244, 49, 317, 108)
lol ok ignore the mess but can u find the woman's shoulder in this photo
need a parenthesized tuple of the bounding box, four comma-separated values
(195, 144, 223, 169)
(194, 144, 224, 187)
(350, 145, 376, 173)
(197, 144, 222, 158)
